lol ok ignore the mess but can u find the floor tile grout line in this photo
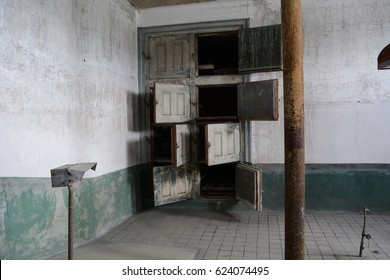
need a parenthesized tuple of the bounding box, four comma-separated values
(95, 208, 390, 260)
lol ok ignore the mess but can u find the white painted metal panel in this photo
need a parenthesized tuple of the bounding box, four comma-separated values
(175, 124, 191, 166)
(149, 35, 191, 79)
(206, 123, 240, 166)
(153, 165, 193, 206)
(154, 83, 191, 123)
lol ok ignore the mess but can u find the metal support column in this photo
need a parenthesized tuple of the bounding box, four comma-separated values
(281, 0, 305, 260)
(68, 182, 74, 260)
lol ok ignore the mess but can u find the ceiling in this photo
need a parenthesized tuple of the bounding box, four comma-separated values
(129, 0, 215, 9)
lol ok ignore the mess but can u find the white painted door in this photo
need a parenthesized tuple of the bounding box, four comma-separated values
(236, 163, 262, 211)
(154, 83, 191, 123)
(153, 165, 193, 206)
(149, 34, 192, 79)
(175, 124, 191, 166)
(205, 123, 240, 166)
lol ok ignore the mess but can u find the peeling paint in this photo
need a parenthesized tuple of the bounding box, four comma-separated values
(0, 165, 141, 259)
(2, 179, 56, 259)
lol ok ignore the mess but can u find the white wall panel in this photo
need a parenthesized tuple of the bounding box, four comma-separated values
(0, 0, 140, 177)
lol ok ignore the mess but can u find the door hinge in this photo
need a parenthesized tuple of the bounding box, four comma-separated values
(143, 51, 150, 60)
(192, 169, 198, 182)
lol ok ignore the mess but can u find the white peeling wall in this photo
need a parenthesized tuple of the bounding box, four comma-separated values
(0, 0, 140, 177)
(139, 0, 281, 27)
(139, 0, 390, 164)
(303, 0, 390, 163)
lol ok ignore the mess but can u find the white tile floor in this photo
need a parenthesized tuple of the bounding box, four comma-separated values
(98, 207, 390, 260)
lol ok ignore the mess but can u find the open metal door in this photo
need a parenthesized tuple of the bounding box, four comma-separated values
(153, 165, 193, 206)
(149, 34, 192, 79)
(237, 79, 279, 121)
(154, 83, 191, 123)
(175, 124, 191, 166)
(205, 123, 240, 166)
(151, 124, 191, 166)
(238, 24, 282, 73)
(236, 163, 262, 211)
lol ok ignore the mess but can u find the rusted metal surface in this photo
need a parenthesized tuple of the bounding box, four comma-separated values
(282, 0, 305, 260)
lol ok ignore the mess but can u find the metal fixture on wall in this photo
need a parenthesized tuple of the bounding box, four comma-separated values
(378, 43, 390, 70)
(50, 162, 97, 260)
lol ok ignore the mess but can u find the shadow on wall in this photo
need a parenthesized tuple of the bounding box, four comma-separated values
(126, 141, 151, 211)
(125, 89, 143, 204)
(126, 91, 150, 211)
(127, 91, 143, 132)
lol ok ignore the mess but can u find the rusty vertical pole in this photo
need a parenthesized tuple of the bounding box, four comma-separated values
(281, 0, 305, 259)
(68, 182, 74, 260)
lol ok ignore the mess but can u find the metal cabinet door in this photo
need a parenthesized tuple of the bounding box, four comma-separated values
(205, 123, 240, 166)
(149, 34, 192, 79)
(151, 124, 191, 166)
(236, 163, 262, 211)
(153, 165, 193, 206)
(175, 124, 191, 166)
(238, 24, 282, 73)
(238, 79, 279, 121)
(154, 83, 191, 123)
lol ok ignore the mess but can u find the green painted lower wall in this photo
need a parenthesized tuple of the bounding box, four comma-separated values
(1, 164, 389, 259)
(150, 165, 390, 213)
(262, 168, 390, 212)
(0, 165, 143, 260)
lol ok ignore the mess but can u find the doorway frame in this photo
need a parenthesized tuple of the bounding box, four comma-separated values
(137, 19, 252, 165)
(137, 19, 257, 206)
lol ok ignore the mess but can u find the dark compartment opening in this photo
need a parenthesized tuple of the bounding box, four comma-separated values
(197, 85, 237, 120)
(197, 123, 206, 162)
(152, 126, 172, 162)
(197, 32, 238, 76)
(200, 163, 236, 197)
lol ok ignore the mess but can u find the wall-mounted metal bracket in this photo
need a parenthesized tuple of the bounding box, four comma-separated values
(50, 162, 97, 260)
